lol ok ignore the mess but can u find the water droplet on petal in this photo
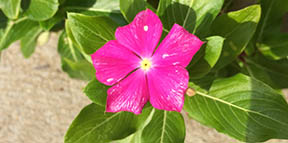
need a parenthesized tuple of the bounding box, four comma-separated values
(162, 54, 169, 59)
(107, 78, 114, 82)
(172, 62, 180, 65)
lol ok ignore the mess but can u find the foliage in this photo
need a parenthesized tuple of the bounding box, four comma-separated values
(1, 0, 288, 142)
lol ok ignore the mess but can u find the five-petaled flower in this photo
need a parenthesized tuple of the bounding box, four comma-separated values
(91, 9, 203, 114)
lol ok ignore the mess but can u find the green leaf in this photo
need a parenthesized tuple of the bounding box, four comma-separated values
(188, 36, 224, 79)
(257, 35, 288, 60)
(244, 40, 255, 56)
(67, 13, 118, 54)
(157, 0, 224, 37)
(0, 17, 38, 51)
(63, 0, 126, 26)
(255, 0, 288, 60)
(20, 25, 42, 58)
(65, 19, 92, 63)
(63, 0, 121, 13)
(0, 11, 8, 39)
(141, 110, 185, 143)
(120, 0, 146, 22)
(25, 0, 59, 21)
(63, 58, 95, 80)
(65, 104, 140, 143)
(110, 106, 155, 143)
(204, 36, 225, 67)
(58, 31, 83, 61)
(190, 61, 243, 90)
(83, 78, 109, 106)
(0, 0, 21, 19)
(83, 77, 185, 143)
(184, 74, 288, 142)
(39, 11, 65, 31)
(145, 1, 157, 13)
(58, 31, 95, 80)
(211, 5, 261, 70)
(190, 73, 217, 90)
(257, 0, 288, 34)
(244, 53, 288, 89)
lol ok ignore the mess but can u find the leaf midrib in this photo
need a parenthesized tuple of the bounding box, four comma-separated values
(196, 91, 288, 127)
(71, 17, 109, 42)
(182, 0, 195, 29)
(257, 0, 275, 42)
(160, 111, 167, 143)
(22, 28, 42, 49)
(223, 8, 258, 38)
(0, 17, 27, 50)
(70, 112, 121, 143)
(245, 58, 288, 79)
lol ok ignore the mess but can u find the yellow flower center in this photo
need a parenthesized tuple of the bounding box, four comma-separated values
(140, 58, 152, 71)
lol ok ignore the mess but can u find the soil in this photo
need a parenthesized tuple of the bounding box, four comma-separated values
(0, 34, 287, 143)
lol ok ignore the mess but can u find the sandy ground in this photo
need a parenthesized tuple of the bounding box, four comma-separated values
(0, 33, 287, 143)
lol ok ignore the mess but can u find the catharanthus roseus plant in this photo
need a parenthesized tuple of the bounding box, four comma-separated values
(1, 0, 288, 143)
(91, 9, 203, 114)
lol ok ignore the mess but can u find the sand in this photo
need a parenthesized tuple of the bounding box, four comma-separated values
(0, 33, 287, 143)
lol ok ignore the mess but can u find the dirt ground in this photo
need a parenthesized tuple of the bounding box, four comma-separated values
(0, 33, 287, 143)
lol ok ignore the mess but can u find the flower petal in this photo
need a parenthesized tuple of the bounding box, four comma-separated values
(91, 40, 140, 86)
(106, 70, 149, 114)
(115, 9, 162, 58)
(147, 66, 189, 112)
(153, 24, 204, 67)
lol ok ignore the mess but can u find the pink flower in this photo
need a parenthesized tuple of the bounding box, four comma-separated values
(91, 9, 203, 114)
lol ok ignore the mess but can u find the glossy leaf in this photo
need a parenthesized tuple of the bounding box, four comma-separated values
(65, 104, 139, 143)
(58, 31, 95, 80)
(83, 78, 109, 106)
(67, 13, 118, 54)
(58, 31, 83, 61)
(244, 53, 288, 89)
(0, 18, 38, 51)
(63, 0, 126, 25)
(20, 25, 42, 58)
(157, 0, 224, 37)
(65, 19, 92, 63)
(25, 0, 59, 21)
(0, 0, 21, 19)
(63, 0, 120, 13)
(188, 36, 224, 79)
(184, 74, 288, 142)
(211, 5, 261, 70)
(204, 36, 225, 67)
(120, 0, 146, 22)
(141, 110, 185, 143)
